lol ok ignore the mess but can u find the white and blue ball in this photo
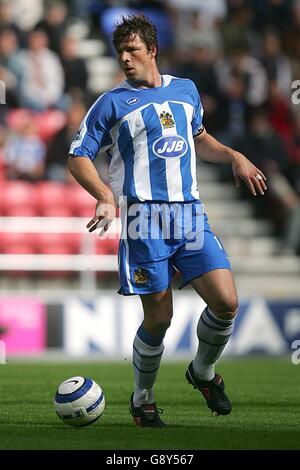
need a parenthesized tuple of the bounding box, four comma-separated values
(54, 376, 105, 427)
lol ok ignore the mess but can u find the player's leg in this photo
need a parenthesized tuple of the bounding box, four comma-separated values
(190, 268, 238, 379)
(133, 287, 173, 406)
(172, 204, 237, 414)
(130, 287, 172, 427)
(118, 201, 176, 425)
(185, 269, 237, 415)
(140, 286, 173, 337)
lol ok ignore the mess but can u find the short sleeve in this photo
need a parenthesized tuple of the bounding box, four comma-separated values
(69, 93, 113, 161)
(191, 82, 204, 137)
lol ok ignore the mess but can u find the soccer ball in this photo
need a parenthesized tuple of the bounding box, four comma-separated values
(54, 376, 105, 427)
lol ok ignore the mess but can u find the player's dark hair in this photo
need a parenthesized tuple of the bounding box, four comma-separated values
(113, 14, 159, 58)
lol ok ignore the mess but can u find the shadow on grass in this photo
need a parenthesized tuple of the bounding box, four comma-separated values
(0, 401, 50, 405)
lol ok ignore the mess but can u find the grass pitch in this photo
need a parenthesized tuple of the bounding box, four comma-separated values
(0, 358, 299, 450)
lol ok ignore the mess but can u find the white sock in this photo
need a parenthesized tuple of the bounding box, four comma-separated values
(132, 326, 164, 407)
(193, 307, 235, 381)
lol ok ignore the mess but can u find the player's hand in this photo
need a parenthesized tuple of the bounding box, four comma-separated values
(232, 153, 267, 196)
(86, 190, 117, 237)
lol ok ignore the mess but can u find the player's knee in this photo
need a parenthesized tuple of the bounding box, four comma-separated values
(220, 309, 238, 321)
(157, 317, 172, 331)
(144, 307, 173, 334)
(141, 289, 173, 333)
(145, 317, 171, 338)
(154, 310, 173, 334)
(211, 298, 238, 320)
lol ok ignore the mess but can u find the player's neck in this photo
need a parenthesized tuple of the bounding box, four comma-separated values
(127, 68, 162, 89)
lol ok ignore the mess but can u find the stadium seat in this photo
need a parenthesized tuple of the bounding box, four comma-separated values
(6, 108, 35, 132)
(67, 184, 96, 217)
(36, 232, 82, 255)
(0, 232, 5, 252)
(35, 233, 66, 253)
(95, 236, 119, 255)
(41, 206, 74, 217)
(35, 232, 75, 278)
(3, 243, 35, 255)
(0, 232, 38, 253)
(39, 243, 74, 279)
(65, 233, 82, 254)
(1, 242, 36, 278)
(6, 109, 66, 143)
(4, 206, 39, 217)
(36, 181, 69, 216)
(36, 110, 66, 142)
(39, 244, 73, 255)
(2, 181, 37, 216)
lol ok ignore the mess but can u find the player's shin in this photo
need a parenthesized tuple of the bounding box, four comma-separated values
(132, 324, 165, 406)
(193, 307, 235, 381)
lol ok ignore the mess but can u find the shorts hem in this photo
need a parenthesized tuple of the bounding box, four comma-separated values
(179, 265, 232, 290)
(118, 284, 171, 296)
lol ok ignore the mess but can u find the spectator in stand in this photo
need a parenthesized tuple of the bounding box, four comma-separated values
(0, 126, 6, 181)
(172, 9, 222, 61)
(261, 28, 292, 98)
(282, 110, 300, 255)
(215, 43, 268, 108)
(35, 1, 68, 55)
(235, 109, 299, 239)
(235, 109, 289, 182)
(177, 39, 222, 134)
(222, 2, 261, 56)
(17, 27, 65, 111)
(267, 79, 292, 141)
(3, 109, 46, 181)
(250, 0, 292, 34)
(9, 0, 43, 34)
(66, 0, 89, 21)
(0, 0, 23, 44)
(213, 71, 253, 147)
(60, 34, 88, 93)
(212, 71, 253, 181)
(285, 111, 300, 195)
(168, 0, 227, 28)
(0, 26, 22, 108)
(281, 0, 300, 58)
(45, 96, 87, 181)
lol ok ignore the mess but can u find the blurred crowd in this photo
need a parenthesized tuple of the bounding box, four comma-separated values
(0, 0, 300, 254)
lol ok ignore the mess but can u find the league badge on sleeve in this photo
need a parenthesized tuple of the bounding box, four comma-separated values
(75, 128, 84, 141)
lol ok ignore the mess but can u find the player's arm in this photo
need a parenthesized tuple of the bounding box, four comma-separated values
(194, 128, 267, 196)
(68, 155, 116, 233)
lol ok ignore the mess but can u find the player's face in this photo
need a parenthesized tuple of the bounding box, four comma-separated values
(116, 34, 155, 82)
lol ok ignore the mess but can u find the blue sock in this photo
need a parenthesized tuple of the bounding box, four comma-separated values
(132, 324, 164, 406)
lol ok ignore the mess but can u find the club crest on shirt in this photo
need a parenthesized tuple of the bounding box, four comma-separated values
(134, 268, 149, 284)
(159, 111, 175, 129)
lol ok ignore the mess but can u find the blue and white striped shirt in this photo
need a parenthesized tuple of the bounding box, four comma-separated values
(70, 75, 203, 203)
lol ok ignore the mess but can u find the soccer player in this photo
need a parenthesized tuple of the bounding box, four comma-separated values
(68, 15, 267, 427)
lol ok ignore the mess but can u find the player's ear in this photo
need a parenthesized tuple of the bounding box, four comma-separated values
(150, 46, 157, 59)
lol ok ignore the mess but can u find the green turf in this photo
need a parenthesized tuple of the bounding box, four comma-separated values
(0, 358, 299, 450)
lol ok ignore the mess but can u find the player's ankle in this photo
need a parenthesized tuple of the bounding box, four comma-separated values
(133, 388, 154, 407)
(192, 360, 215, 382)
